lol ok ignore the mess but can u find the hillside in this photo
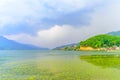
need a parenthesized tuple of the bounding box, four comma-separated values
(79, 34, 120, 51)
(54, 32, 120, 51)
(53, 43, 78, 50)
(0, 36, 48, 50)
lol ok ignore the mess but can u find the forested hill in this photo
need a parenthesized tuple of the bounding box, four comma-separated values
(53, 43, 78, 50)
(79, 34, 120, 48)
(54, 33, 120, 51)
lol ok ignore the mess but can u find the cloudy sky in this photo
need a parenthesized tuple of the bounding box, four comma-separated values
(0, 0, 120, 48)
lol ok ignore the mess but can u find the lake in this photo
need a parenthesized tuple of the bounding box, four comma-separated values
(0, 50, 120, 80)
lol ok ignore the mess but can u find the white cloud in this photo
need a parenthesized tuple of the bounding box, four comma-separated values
(43, 0, 103, 13)
(0, 0, 45, 27)
(0, 0, 104, 28)
(4, 25, 105, 49)
(89, 0, 120, 32)
(4, 25, 77, 48)
(3, 0, 120, 49)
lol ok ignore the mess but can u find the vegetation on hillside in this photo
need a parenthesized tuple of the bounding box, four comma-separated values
(54, 34, 120, 51)
(62, 45, 80, 51)
(79, 34, 120, 48)
(54, 43, 80, 51)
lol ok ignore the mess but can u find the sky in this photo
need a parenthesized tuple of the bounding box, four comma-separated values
(1, 0, 120, 49)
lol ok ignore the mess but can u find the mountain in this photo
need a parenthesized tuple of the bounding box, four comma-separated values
(53, 43, 78, 50)
(108, 31, 120, 36)
(79, 34, 120, 51)
(0, 36, 48, 50)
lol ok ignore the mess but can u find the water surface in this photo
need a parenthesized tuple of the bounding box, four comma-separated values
(0, 50, 120, 80)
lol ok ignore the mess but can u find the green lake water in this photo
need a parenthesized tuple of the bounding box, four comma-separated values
(0, 50, 120, 80)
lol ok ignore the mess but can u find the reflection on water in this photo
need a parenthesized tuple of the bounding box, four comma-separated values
(80, 54, 120, 68)
(1, 50, 120, 80)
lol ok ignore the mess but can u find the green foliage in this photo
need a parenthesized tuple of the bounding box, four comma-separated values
(54, 43, 78, 51)
(79, 34, 120, 48)
(63, 46, 77, 51)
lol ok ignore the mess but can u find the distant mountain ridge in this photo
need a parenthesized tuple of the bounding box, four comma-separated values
(108, 31, 120, 36)
(0, 36, 48, 50)
(53, 43, 78, 50)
